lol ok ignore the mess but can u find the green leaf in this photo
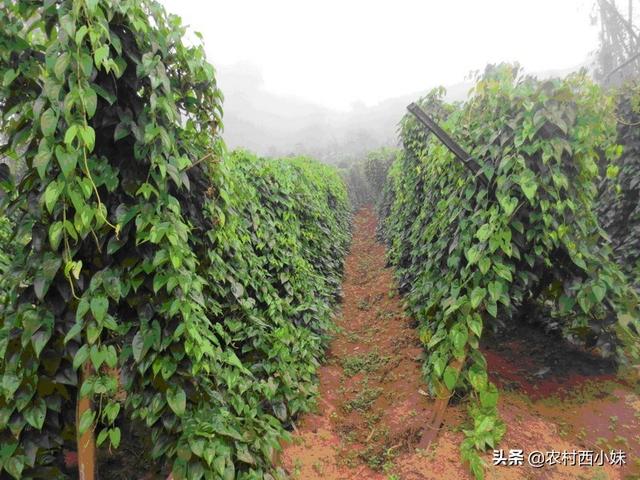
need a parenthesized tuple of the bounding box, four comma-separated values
(236, 445, 256, 465)
(467, 314, 482, 337)
(80, 52, 93, 76)
(31, 328, 52, 358)
(475, 223, 492, 242)
(443, 365, 458, 391)
(478, 257, 491, 275)
(34, 142, 53, 179)
(488, 281, 502, 302)
(592, 283, 606, 303)
(94, 45, 109, 66)
(85, 87, 98, 118)
(43, 180, 63, 213)
(132, 331, 144, 362)
(497, 194, 517, 216)
(78, 408, 95, 435)
(80, 125, 96, 151)
(64, 124, 78, 145)
(48, 221, 63, 250)
(90, 296, 109, 323)
(467, 365, 488, 391)
(54, 52, 70, 80)
(469, 287, 486, 309)
(558, 294, 575, 314)
(97, 428, 109, 446)
(4, 455, 24, 479)
(518, 169, 538, 202)
(2, 68, 18, 87)
(73, 344, 89, 370)
(59, 14, 75, 37)
(480, 384, 499, 408)
(492, 263, 512, 282)
(105, 345, 118, 368)
(40, 108, 58, 137)
(109, 427, 121, 448)
(230, 281, 244, 299)
(486, 301, 498, 318)
(90, 345, 106, 369)
(24, 398, 46, 430)
(55, 146, 78, 177)
(477, 415, 495, 433)
(465, 246, 481, 265)
(75, 25, 88, 44)
(166, 387, 186, 416)
(64, 322, 83, 344)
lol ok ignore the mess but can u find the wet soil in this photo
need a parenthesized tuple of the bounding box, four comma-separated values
(280, 207, 640, 480)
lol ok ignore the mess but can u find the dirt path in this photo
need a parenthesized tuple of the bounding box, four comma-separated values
(280, 207, 431, 479)
(280, 207, 640, 480)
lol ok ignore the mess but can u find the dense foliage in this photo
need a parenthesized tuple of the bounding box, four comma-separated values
(598, 82, 640, 286)
(339, 147, 397, 211)
(0, 1, 349, 479)
(339, 162, 371, 210)
(0, 214, 9, 305)
(362, 147, 397, 206)
(379, 65, 640, 478)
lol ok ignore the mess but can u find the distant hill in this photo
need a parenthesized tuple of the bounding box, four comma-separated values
(219, 62, 587, 165)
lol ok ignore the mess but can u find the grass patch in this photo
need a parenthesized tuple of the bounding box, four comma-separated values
(341, 350, 390, 377)
(344, 385, 383, 413)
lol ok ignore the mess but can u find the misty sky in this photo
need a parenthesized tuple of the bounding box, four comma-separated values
(161, 0, 599, 111)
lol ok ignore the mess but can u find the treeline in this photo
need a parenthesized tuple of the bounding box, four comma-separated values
(0, 2, 349, 479)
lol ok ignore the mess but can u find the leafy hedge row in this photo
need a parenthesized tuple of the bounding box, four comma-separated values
(598, 82, 640, 286)
(0, 1, 349, 478)
(339, 147, 398, 210)
(379, 65, 639, 478)
(0, 214, 9, 304)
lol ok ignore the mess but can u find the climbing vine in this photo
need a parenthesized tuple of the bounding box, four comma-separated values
(0, 1, 349, 479)
(379, 65, 640, 478)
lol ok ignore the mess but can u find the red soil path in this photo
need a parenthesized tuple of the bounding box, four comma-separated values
(280, 207, 640, 480)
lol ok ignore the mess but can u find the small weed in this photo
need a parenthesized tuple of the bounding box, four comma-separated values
(364, 411, 382, 428)
(357, 299, 372, 310)
(292, 458, 303, 478)
(345, 330, 360, 343)
(613, 434, 629, 447)
(341, 351, 390, 377)
(312, 461, 324, 475)
(345, 386, 383, 413)
(376, 309, 395, 320)
(557, 421, 571, 438)
(358, 437, 396, 471)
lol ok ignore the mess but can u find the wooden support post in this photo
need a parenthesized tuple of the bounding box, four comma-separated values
(418, 355, 466, 450)
(77, 363, 96, 480)
(407, 103, 489, 188)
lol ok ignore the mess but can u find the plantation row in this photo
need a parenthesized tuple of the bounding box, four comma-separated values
(377, 66, 640, 478)
(598, 84, 640, 287)
(3, 0, 640, 479)
(0, 1, 349, 479)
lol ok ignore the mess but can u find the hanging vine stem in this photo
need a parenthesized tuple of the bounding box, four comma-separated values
(62, 205, 80, 300)
(75, 13, 119, 237)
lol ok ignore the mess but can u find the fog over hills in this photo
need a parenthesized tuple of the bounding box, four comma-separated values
(218, 62, 588, 165)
